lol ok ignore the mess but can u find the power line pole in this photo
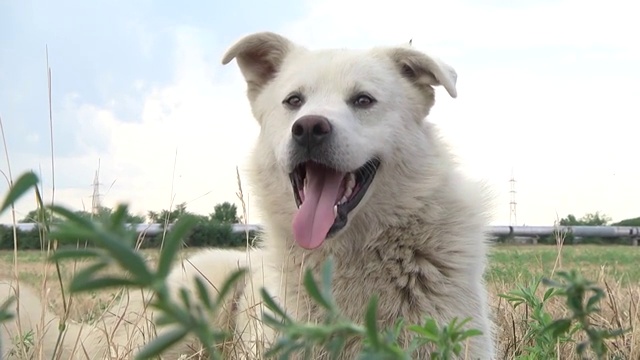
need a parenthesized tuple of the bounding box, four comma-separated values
(91, 159, 103, 216)
(509, 168, 517, 226)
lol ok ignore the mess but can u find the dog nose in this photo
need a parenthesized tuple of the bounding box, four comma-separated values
(291, 115, 332, 148)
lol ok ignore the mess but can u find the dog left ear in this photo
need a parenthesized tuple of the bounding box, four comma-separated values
(222, 32, 296, 102)
(386, 47, 458, 98)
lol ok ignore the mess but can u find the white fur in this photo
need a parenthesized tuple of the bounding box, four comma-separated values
(1, 32, 495, 359)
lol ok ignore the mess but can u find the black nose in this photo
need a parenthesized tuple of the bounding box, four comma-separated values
(291, 115, 332, 148)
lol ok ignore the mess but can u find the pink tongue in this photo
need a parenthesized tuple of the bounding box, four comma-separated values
(292, 163, 345, 249)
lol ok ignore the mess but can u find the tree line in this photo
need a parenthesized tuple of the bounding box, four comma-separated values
(498, 211, 640, 245)
(0, 201, 259, 250)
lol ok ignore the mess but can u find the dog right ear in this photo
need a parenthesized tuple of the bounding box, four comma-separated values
(222, 32, 295, 102)
(385, 47, 458, 99)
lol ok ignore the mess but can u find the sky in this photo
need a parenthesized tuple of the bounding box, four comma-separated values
(0, 0, 638, 226)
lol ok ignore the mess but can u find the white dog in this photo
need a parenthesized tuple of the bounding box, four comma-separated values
(1, 32, 495, 359)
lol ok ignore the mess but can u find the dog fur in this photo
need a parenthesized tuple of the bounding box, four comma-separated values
(1, 32, 495, 359)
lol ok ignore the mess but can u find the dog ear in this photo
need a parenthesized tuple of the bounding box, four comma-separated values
(222, 32, 295, 101)
(386, 47, 458, 98)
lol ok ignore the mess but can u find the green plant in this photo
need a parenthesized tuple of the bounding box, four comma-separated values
(260, 257, 484, 360)
(1, 171, 484, 359)
(543, 270, 630, 359)
(46, 205, 246, 360)
(500, 270, 629, 360)
(3, 170, 629, 359)
(408, 317, 483, 360)
(499, 277, 575, 359)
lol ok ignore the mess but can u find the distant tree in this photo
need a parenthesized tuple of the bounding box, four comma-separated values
(18, 208, 61, 224)
(210, 202, 240, 224)
(147, 202, 190, 226)
(554, 211, 613, 245)
(175, 202, 187, 216)
(559, 212, 611, 226)
(147, 210, 159, 223)
(559, 214, 579, 226)
(127, 213, 146, 224)
(73, 207, 145, 223)
(612, 217, 640, 227)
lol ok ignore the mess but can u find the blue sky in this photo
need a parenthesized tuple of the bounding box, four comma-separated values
(1, 0, 638, 225)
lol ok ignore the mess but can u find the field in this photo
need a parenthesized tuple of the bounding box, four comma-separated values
(1, 244, 639, 359)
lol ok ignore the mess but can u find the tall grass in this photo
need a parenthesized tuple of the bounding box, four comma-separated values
(0, 174, 637, 359)
(0, 52, 636, 360)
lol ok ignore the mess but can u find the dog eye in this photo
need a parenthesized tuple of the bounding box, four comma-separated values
(352, 94, 376, 108)
(283, 94, 304, 109)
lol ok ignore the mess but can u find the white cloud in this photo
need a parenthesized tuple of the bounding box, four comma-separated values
(283, 0, 639, 54)
(2, 26, 261, 224)
(278, 0, 640, 225)
(3, 0, 638, 227)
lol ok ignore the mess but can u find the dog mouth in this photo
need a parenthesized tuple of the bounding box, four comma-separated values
(288, 158, 381, 250)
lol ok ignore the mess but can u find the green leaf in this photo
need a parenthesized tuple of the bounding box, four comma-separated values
(135, 327, 189, 360)
(194, 276, 213, 311)
(327, 335, 347, 359)
(320, 257, 335, 301)
(67, 262, 108, 293)
(461, 329, 483, 339)
(48, 205, 95, 229)
(69, 277, 141, 293)
(0, 296, 15, 323)
(545, 318, 573, 338)
(50, 205, 153, 284)
(48, 248, 103, 262)
(260, 288, 293, 323)
(586, 292, 602, 311)
(303, 268, 332, 311)
(542, 288, 557, 302)
(364, 295, 380, 348)
(0, 172, 39, 214)
(109, 204, 129, 229)
(156, 215, 197, 279)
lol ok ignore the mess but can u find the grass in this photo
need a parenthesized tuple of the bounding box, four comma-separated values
(488, 244, 640, 359)
(487, 244, 640, 286)
(1, 51, 637, 359)
(2, 244, 639, 358)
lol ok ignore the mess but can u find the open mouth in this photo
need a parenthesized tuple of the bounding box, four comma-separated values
(288, 158, 381, 250)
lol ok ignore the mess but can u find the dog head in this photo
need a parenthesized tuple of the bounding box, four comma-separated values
(223, 32, 458, 250)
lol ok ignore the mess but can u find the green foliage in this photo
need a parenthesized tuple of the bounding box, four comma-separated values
(0, 172, 629, 359)
(499, 278, 577, 359)
(18, 208, 62, 224)
(543, 270, 630, 359)
(0, 172, 39, 215)
(210, 202, 240, 224)
(560, 212, 611, 226)
(408, 318, 483, 360)
(47, 204, 246, 360)
(0, 223, 257, 251)
(612, 216, 640, 227)
(500, 271, 628, 360)
(536, 211, 628, 245)
(261, 257, 484, 360)
(148, 202, 189, 226)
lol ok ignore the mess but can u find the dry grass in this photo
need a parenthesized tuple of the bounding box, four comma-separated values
(2, 49, 637, 360)
(2, 244, 639, 359)
(488, 244, 640, 359)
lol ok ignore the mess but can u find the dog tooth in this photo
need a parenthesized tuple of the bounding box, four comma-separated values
(346, 173, 356, 189)
(333, 205, 338, 218)
(340, 196, 348, 204)
(344, 187, 352, 198)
